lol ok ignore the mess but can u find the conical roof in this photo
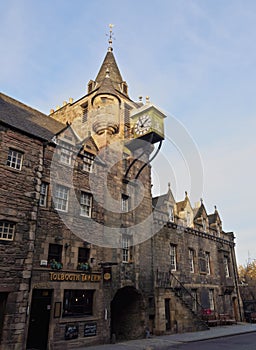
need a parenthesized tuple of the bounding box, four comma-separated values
(95, 50, 123, 85)
(93, 49, 128, 97)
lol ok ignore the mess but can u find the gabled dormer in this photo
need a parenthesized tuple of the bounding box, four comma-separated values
(193, 200, 209, 232)
(176, 191, 194, 227)
(208, 206, 222, 236)
(152, 183, 176, 222)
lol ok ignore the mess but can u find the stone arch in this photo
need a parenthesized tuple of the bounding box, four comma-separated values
(111, 286, 146, 341)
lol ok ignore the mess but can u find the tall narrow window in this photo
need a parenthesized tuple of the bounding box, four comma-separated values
(122, 236, 130, 262)
(170, 244, 177, 271)
(205, 252, 211, 275)
(224, 256, 230, 277)
(80, 192, 92, 217)
(83, 152, 94, 172)
(0, 221, 15, 241)
(82, 103, 88, 123)
(189, 249, 194, 273)
(121, 194, 129, 212)
(54, 184, 69, 212)
(209, 289, 215, 310)
(6, 149, 23, 170)
(39, 182, 48, 207)
(186, 212, 191, 226)
(168, 206, 174, 222)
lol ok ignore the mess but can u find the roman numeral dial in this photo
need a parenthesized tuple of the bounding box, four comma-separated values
(134, 114, 151, 135)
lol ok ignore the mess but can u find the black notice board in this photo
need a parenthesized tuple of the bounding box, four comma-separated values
(84, 322, 97, 337)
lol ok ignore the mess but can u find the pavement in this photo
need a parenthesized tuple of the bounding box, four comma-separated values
(79, 323, 256, 350)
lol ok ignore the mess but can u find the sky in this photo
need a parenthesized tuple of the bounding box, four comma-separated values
(1, 0, 256, 265)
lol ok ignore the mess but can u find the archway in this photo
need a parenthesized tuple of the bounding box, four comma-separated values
(111, 286, 146, 341)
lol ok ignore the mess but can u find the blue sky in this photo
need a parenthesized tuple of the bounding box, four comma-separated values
(1, 0, 256, 265)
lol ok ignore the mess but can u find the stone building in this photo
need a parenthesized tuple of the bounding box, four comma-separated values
(0, 39, 243, 350)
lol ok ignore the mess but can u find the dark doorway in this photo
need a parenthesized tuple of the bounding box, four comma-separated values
(0, 292, 8, 341)
(165, 298, 171, 330)
(26, 289, 52, 350)
(111, 286, 145, 341)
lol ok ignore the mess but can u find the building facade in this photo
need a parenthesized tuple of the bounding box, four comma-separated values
(0, 42, 243, 350)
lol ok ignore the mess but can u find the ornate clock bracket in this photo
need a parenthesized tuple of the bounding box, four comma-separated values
(124, 136, 162, 181)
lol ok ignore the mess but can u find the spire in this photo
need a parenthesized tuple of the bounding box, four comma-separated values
(92, 25, 129, 97)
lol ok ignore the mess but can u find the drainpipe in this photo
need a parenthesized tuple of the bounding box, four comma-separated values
(230, 237, 243, 321)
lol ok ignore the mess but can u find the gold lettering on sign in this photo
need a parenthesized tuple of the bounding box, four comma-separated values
(49, 272, 101, 282)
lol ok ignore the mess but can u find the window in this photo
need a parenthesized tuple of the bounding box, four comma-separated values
(189, 249, 194, 273)
(202, 219, 207, 231)
(78, 247, 90, 264)
(59, 142, 72, 165)
(82, 103, 88, 123)
(0, 221, 15, 241)
(63, 289, 94, 317)
(83, 152, 94, 172)
(209, 289, 215, 310)
(186, 212, 191, 226)
(170, 244, 177, 271)
(224, 256, 230, 277)
(54, 184, 69, 212)
(80, 192, 92, 217)
(6, 149, 23, 170)
(168, 206, 174, 222)
(206, 252, 211, 274)
(122, 236, 130, 262)
(121, 194, 129, 212)
(39, 182, 48, 207)
(48, 243, 62, 263)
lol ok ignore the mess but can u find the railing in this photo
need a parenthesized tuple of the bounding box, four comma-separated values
(156, 269, 208, 328)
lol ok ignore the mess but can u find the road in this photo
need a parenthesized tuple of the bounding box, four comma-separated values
(170, 332, 256, 350)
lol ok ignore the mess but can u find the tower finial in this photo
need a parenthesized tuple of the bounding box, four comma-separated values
(108, 24, 114, 52)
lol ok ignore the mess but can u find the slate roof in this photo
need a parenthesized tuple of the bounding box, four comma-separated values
(95, 51, 124, 90)
(0, 93, 65, 141)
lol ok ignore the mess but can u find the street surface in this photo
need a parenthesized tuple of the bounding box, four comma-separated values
(170, 332, 256, 350)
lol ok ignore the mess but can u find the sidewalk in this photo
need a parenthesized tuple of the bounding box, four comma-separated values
(79, 323, 256, 350)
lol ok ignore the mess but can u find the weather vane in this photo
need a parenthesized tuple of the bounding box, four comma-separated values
(107, 24, 115, 51)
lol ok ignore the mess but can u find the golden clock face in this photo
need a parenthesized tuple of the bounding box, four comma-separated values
(134, 114, 151, 135)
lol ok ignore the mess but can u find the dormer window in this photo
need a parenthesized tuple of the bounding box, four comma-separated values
(168, 206, 174, 222)
(186, 212, 191, 226)
(122, 82, 128, 95)
(87, 80, 95, 93)
(83, 152, 95, 172)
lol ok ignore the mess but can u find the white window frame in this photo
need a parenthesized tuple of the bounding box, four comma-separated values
(209, 289, 215, 310)
(0, 221, 15, 241)
(6, 149, 23, 170)
(39, 182, 48, 207)
(83, 152, 94, 172)
(168, 206, 174, 222)
(54, 184, 69, 212)
(189, 249, 194, 273)
(60, 146, 72, 165)
(205, 252, 211, 275)
(80, 192, 92, 217)
(224, 256, 230, 277)
(186, 212, 191, 226)
(122, 236, 130, 263)
(170, 244, 177, 271)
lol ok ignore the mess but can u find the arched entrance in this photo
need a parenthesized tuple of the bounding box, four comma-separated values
(111, 286, 145, 341)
